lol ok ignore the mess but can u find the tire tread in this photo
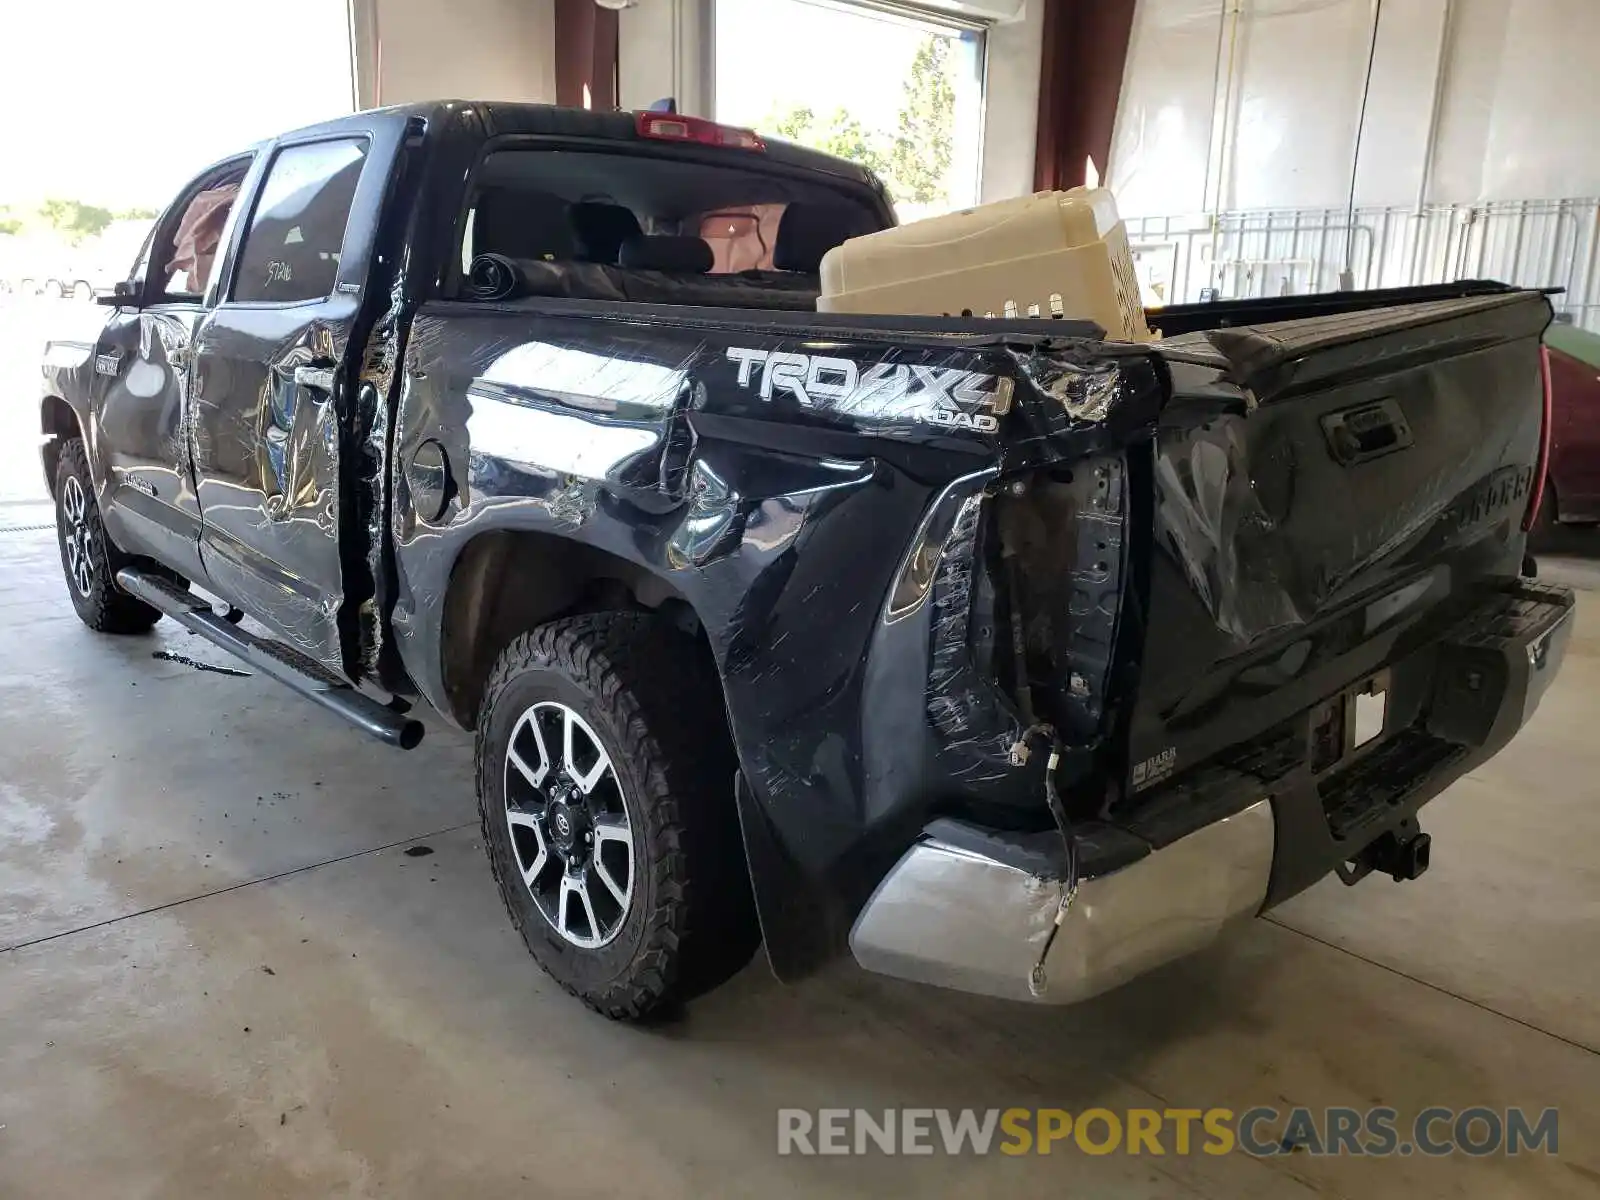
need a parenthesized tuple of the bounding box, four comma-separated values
(55, 438, 164, 634)
(474, 612, 755, 1020)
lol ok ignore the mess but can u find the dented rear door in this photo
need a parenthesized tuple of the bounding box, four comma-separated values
(189, 114, 412, 672)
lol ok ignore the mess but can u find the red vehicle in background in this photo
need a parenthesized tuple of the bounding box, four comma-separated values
(1538, 323, 1600, 539)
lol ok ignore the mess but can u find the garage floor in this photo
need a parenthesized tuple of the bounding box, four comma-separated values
(2, 499, 1599, 1196)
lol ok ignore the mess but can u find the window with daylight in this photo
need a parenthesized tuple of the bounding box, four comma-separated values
(715, 0, 986, 224)
(231, 139, 369, 304)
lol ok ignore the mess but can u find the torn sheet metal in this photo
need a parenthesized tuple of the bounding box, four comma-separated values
(1015, 353, 1122, 422)
(996, 456, 1128, 745)
(924, 487, 1026, 768)
(1000, 339, 1168, 464)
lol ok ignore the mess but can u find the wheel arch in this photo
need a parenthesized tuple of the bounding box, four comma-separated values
(437, 528, 722, 732)
(441, 530, 800, 996)
(40, 394, 82, 499)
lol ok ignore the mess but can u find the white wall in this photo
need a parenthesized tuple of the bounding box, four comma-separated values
(1108, 0, 1226, 215)
(618, 0, 714, 116)
(1224, 0, 1374, 210)
(349, 0, 556, 109)
(1431, 0, 1600, 202)
(1109, 0, 1600, 218)
(1347, 0, 1449, 208)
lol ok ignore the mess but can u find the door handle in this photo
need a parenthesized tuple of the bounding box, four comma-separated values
(293, 362, 337, 392)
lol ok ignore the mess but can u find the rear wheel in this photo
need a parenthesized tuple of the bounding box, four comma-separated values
(475, 613, 759, 1020)
(43, 279, 63, 300)
(71, 280, 93, 302)
(54, 438, 164, 634)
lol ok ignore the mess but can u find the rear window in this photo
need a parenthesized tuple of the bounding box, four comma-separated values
(459, 148, 883, 279)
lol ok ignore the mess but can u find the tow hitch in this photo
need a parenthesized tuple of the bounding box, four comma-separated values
(1337, 825, 1432, 885)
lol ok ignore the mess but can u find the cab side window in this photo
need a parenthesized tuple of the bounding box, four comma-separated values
(161, 182, 242, 298)
(142, 160, 251, 303)
(232, 139, 368, 304)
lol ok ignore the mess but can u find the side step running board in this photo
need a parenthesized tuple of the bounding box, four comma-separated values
(117, 567, 424, 750)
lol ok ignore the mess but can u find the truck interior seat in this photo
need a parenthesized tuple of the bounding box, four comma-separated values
(466, 198, 831, 311)
(569, 202, 643, 265)
(475, 189, 575, 261)
(618, 235, 715, 274)
(773, 202, 877, 274)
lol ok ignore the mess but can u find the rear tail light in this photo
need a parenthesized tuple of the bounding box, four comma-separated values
(634, 111, 765, 151)
(1523, 344, 1554, 531)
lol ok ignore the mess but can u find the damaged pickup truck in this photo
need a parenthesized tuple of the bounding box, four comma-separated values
(38, 101, 1573, 1019)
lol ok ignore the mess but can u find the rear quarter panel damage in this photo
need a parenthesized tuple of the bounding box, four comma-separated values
(388, 304, 1162, 970)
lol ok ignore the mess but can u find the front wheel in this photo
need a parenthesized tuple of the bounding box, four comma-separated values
(475, 613, 759, 1020)
(54, 438, 164, 634)
(71, 280, 94, 302)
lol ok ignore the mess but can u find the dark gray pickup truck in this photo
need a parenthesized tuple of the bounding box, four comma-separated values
(37, 101, 1573, 1019)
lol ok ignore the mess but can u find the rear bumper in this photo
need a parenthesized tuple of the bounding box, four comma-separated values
(849, 580, 1574, 1004)
(851, 800, 1275, 1004)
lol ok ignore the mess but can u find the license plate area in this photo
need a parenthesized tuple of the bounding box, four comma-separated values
(1309, 671, 1390, 775)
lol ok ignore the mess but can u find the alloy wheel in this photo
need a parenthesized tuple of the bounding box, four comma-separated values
(503, 700, 635, 949)
(61, 475, 95, 597)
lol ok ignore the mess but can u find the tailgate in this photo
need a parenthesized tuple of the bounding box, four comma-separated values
(1125, 290, 1552, 796)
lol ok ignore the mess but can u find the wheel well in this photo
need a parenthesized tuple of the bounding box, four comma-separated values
(40, 395, 80, 499)
(439, 529, 719, 729)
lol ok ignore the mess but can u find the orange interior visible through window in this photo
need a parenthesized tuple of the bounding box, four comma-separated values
(698, 203, 786, 272)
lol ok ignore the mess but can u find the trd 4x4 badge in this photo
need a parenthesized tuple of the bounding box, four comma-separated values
(726, 347, 1012, 433)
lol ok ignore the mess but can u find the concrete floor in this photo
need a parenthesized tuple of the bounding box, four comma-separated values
(3, 304, 1599, 1197)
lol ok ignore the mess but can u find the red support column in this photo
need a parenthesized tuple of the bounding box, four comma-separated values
(554, 0, 619, 110)
(1033, 0, 1139, 192)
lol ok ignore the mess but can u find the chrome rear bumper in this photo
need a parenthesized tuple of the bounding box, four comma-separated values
(849, 799, 1275, 1004)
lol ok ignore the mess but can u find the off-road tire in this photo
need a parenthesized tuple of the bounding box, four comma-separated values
(54, 438, 164, 634)
(475, 613, 759, 1020)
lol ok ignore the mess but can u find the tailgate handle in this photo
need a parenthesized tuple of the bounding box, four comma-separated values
(1321, 399, 1413, 465)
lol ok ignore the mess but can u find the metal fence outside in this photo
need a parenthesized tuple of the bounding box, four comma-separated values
(1127, 198, 1600, 331)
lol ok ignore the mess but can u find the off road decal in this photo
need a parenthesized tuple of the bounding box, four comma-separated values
(726, 347, 1012, 433)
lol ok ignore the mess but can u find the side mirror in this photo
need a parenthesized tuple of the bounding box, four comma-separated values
(98, 280, 143, 307)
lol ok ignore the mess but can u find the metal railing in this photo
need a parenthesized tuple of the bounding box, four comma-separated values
(1127, 198, 1600, 331)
